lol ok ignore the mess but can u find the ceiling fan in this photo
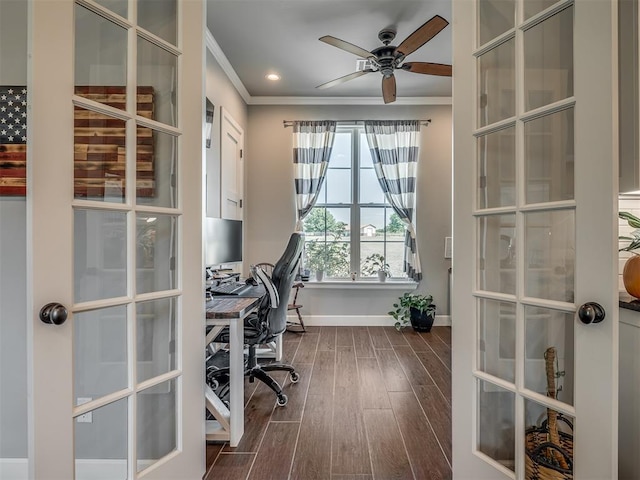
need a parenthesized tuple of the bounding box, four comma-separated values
(317, 15, 452, 104)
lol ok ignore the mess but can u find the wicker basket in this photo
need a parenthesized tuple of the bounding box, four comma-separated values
(524, 347, 574, 480)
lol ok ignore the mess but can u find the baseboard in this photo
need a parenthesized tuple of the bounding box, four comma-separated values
(0, 458, 155, 480)
(0, 458, 27, 479)
(288, 314, 451, 327)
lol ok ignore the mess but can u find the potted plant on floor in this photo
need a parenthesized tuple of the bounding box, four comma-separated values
(389, 292, 437, 332)
(362, 253, 391, 282)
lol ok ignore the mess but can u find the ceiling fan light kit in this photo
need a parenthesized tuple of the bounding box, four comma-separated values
(317, 15, 452, 104)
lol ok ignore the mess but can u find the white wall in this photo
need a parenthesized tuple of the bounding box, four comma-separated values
(0, 0, 28, 459)
(245, 104, 453, 317)
(204, 48, 247, 218)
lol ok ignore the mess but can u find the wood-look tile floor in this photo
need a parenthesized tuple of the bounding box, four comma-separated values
(204, 326, 452, 480)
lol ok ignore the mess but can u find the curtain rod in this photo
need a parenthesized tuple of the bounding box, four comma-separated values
(282, 119, 431, 128)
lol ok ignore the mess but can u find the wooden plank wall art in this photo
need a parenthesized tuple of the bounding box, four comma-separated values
(0, 85, 155, 197)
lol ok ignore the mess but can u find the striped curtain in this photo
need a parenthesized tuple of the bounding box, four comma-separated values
(293, 121, 336, 230)
(364, 120, 422, 281)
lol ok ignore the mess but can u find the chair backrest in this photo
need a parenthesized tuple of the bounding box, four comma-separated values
(260, 233, 304, 339)
(254, 262, 274, 277)
(251, 264, 279, 309)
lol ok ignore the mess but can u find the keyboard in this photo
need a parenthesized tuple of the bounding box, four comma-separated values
(208, 282, 252, 296)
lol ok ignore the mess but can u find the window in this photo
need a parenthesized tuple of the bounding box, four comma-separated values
(303, 126, 407, 279)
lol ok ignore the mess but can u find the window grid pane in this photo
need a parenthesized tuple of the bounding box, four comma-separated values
(304, 127, 407, 279)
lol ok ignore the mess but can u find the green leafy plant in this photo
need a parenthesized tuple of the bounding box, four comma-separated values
(305, 240, 350, 276)
(388, 292, 436, 331)
(305, 241, 328, 272)
(361, 253, 391, 277)
(303, 207, 350, 277)
(619, 211, 640, 254)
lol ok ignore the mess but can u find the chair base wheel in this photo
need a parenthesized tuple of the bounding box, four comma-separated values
(290, 372, 300, 383)
(276, 394, 288, 407)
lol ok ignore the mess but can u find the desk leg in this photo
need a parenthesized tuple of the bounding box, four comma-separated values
(275, 334, 283, 362)
(255, 334, 283, 361)
(228, 317, 244, 447)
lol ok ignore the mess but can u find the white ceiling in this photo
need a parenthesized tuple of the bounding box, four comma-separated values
(205, 0, 452, 101)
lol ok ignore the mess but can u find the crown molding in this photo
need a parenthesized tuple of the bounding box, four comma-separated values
(205, 29, 452, 107)
(205, 29, 251, 103)
(248, 96, 452, 106)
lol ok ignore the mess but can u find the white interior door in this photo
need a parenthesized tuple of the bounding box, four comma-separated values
(220, 107, 244, 221)
(452, 0, 619, 478)
(28, 1, 205, 478)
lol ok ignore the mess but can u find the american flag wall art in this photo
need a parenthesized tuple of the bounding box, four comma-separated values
(0, 86, 27, 195)
(0, 85, 155, 197)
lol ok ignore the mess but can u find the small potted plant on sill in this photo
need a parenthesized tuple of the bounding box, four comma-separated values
(305, 239, 351, 281)
(389, 292, 437, 332)
(306, 248, 327, 281)
(362, 253, 391, 282)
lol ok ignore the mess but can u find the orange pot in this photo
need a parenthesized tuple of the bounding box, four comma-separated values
(623, 255, 640, 298)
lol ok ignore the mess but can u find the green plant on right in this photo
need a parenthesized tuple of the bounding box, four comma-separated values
(388, 292, 436, 331)
(620, 211, 640, 254)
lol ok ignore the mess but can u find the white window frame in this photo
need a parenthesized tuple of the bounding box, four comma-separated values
(306, 125, 406, 280)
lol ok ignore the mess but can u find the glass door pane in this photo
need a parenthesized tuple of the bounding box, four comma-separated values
(138, 0, 177, 45)
(478, 0, 514, 46)
(74, 398, 128, 480)
(137, 37, 177, 127)
(523, 7, 574, 111)
(478, 39, 515, 127)
(524, 108, 574, 204)
(478, 379, 515, 472)
(74, 4, 127, 109)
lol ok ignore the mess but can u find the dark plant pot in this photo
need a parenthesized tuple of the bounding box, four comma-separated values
(410, 307, 435, 332)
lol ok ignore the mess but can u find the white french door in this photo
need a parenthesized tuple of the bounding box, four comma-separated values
(28, 1, 205, 478)
(452, 0, 618, 479)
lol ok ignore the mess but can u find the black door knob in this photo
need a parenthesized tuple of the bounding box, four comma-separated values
(577, 302, 605, 325)
(39, 303, 68, 325)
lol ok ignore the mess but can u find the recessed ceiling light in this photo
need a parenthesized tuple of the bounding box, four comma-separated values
(265, 73, 281, 81)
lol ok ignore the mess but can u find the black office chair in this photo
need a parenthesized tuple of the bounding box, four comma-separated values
(207, 233, 304, 406)
(255, 261, 306, 333)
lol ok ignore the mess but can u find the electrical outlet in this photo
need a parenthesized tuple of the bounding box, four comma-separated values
(444, 237, 452, 259)
(76, 397, 93, 423)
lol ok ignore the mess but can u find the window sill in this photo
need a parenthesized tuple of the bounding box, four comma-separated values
(301, 280, 418, 290)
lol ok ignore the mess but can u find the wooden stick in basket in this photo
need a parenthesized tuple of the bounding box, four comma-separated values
(544, 346, 569, 470)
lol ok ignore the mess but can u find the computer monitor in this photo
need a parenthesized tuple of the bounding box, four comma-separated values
(205, 218, 243, 267)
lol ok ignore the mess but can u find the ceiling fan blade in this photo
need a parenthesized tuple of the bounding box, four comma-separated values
(319, 35, 374, 60)
(382, 75, 396, 104)
(396, 15, 449, 57)
(402, 62, 452, 76)
(316, 69, 374, 90)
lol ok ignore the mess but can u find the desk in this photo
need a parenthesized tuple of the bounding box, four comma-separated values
(205, 296, 261, 446)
